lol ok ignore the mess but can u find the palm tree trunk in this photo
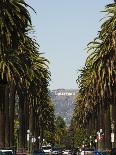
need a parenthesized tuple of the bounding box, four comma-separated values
(110, 103, 116, 148)
(24, 93, 29, 149)
(29, 97, 35, 152)
(97, 103, 104, 151)
(18, 91, 25, 149)
(9, 83, 16, 147)
(104, 104, 111, 150)
(5, 84, 10, 147)
(0, 85, 5, 147)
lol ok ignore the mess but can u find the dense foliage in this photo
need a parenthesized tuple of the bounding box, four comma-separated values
(0, 0, 55, 149)
(72, 2, 116, 150)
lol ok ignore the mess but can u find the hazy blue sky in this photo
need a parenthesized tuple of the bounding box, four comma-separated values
(26, 0, 112, 90)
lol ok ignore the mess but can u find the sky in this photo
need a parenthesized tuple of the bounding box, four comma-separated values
(26, 0, 112, 90)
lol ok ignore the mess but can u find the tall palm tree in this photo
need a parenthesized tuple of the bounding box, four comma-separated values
(0, 0, 33, 147)
(0, 0, 55, 150)
(0, 0, 33, 51)
(73, 2, 116, 150)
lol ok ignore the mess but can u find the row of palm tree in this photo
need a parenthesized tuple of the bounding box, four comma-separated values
(72, 2, 116, 150)
(0, 0, 55, 149)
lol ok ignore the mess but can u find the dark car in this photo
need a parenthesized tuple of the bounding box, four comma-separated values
(52, 148, 63, 155)
(110, 148, 116, 155)
(33, 149, 45, 155)
(93, 151, 107, 155)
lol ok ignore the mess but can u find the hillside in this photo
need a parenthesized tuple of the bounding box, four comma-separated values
(50, 89, 77, 126)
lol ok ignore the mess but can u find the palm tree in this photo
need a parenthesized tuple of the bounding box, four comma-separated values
(0, 0, 55, 150)
(73, 2, 116, 150)
(0, 0, 33, 147)
(0, 0, 33, 51)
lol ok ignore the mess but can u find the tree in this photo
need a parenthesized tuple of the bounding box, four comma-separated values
(0, 0, 55, 150)
(54, 116, 66, 147)
(0, 0, 33, 147)
(73, 2, 116, 150)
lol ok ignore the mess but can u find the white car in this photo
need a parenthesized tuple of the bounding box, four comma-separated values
(0, 149, 14, 155)
(62, 150, 72, 155)
(42, 146, 52, 154)
(80, 148, 94, 155)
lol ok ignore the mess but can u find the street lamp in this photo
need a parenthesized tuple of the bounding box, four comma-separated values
(32, 136, 36, 151)
(82, 141, 85, 148)
(82, 140, 85, 155)
(43, 138, 45, 146)
(95, 139, 97, 150)
(111, 121, 115, 149)
(97, 129, 104, 151)
(89, 136, 92, 148)
(16, 124, 20, 151)
(38, 136, 40, 149)
(27, 129, 30, 154)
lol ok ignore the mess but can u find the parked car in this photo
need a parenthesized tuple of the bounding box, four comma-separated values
(80, 148, 94, 155)
(42, 146, 52, 154)
(0, 149, 14, 155)
(51, 148, 63, 155)
(93, 151, 107, 155)
(33, 149, 45, 155)
(62, 150, 72, 155)
(71, 148, 80, 155)
(110, 148, 116, 155)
